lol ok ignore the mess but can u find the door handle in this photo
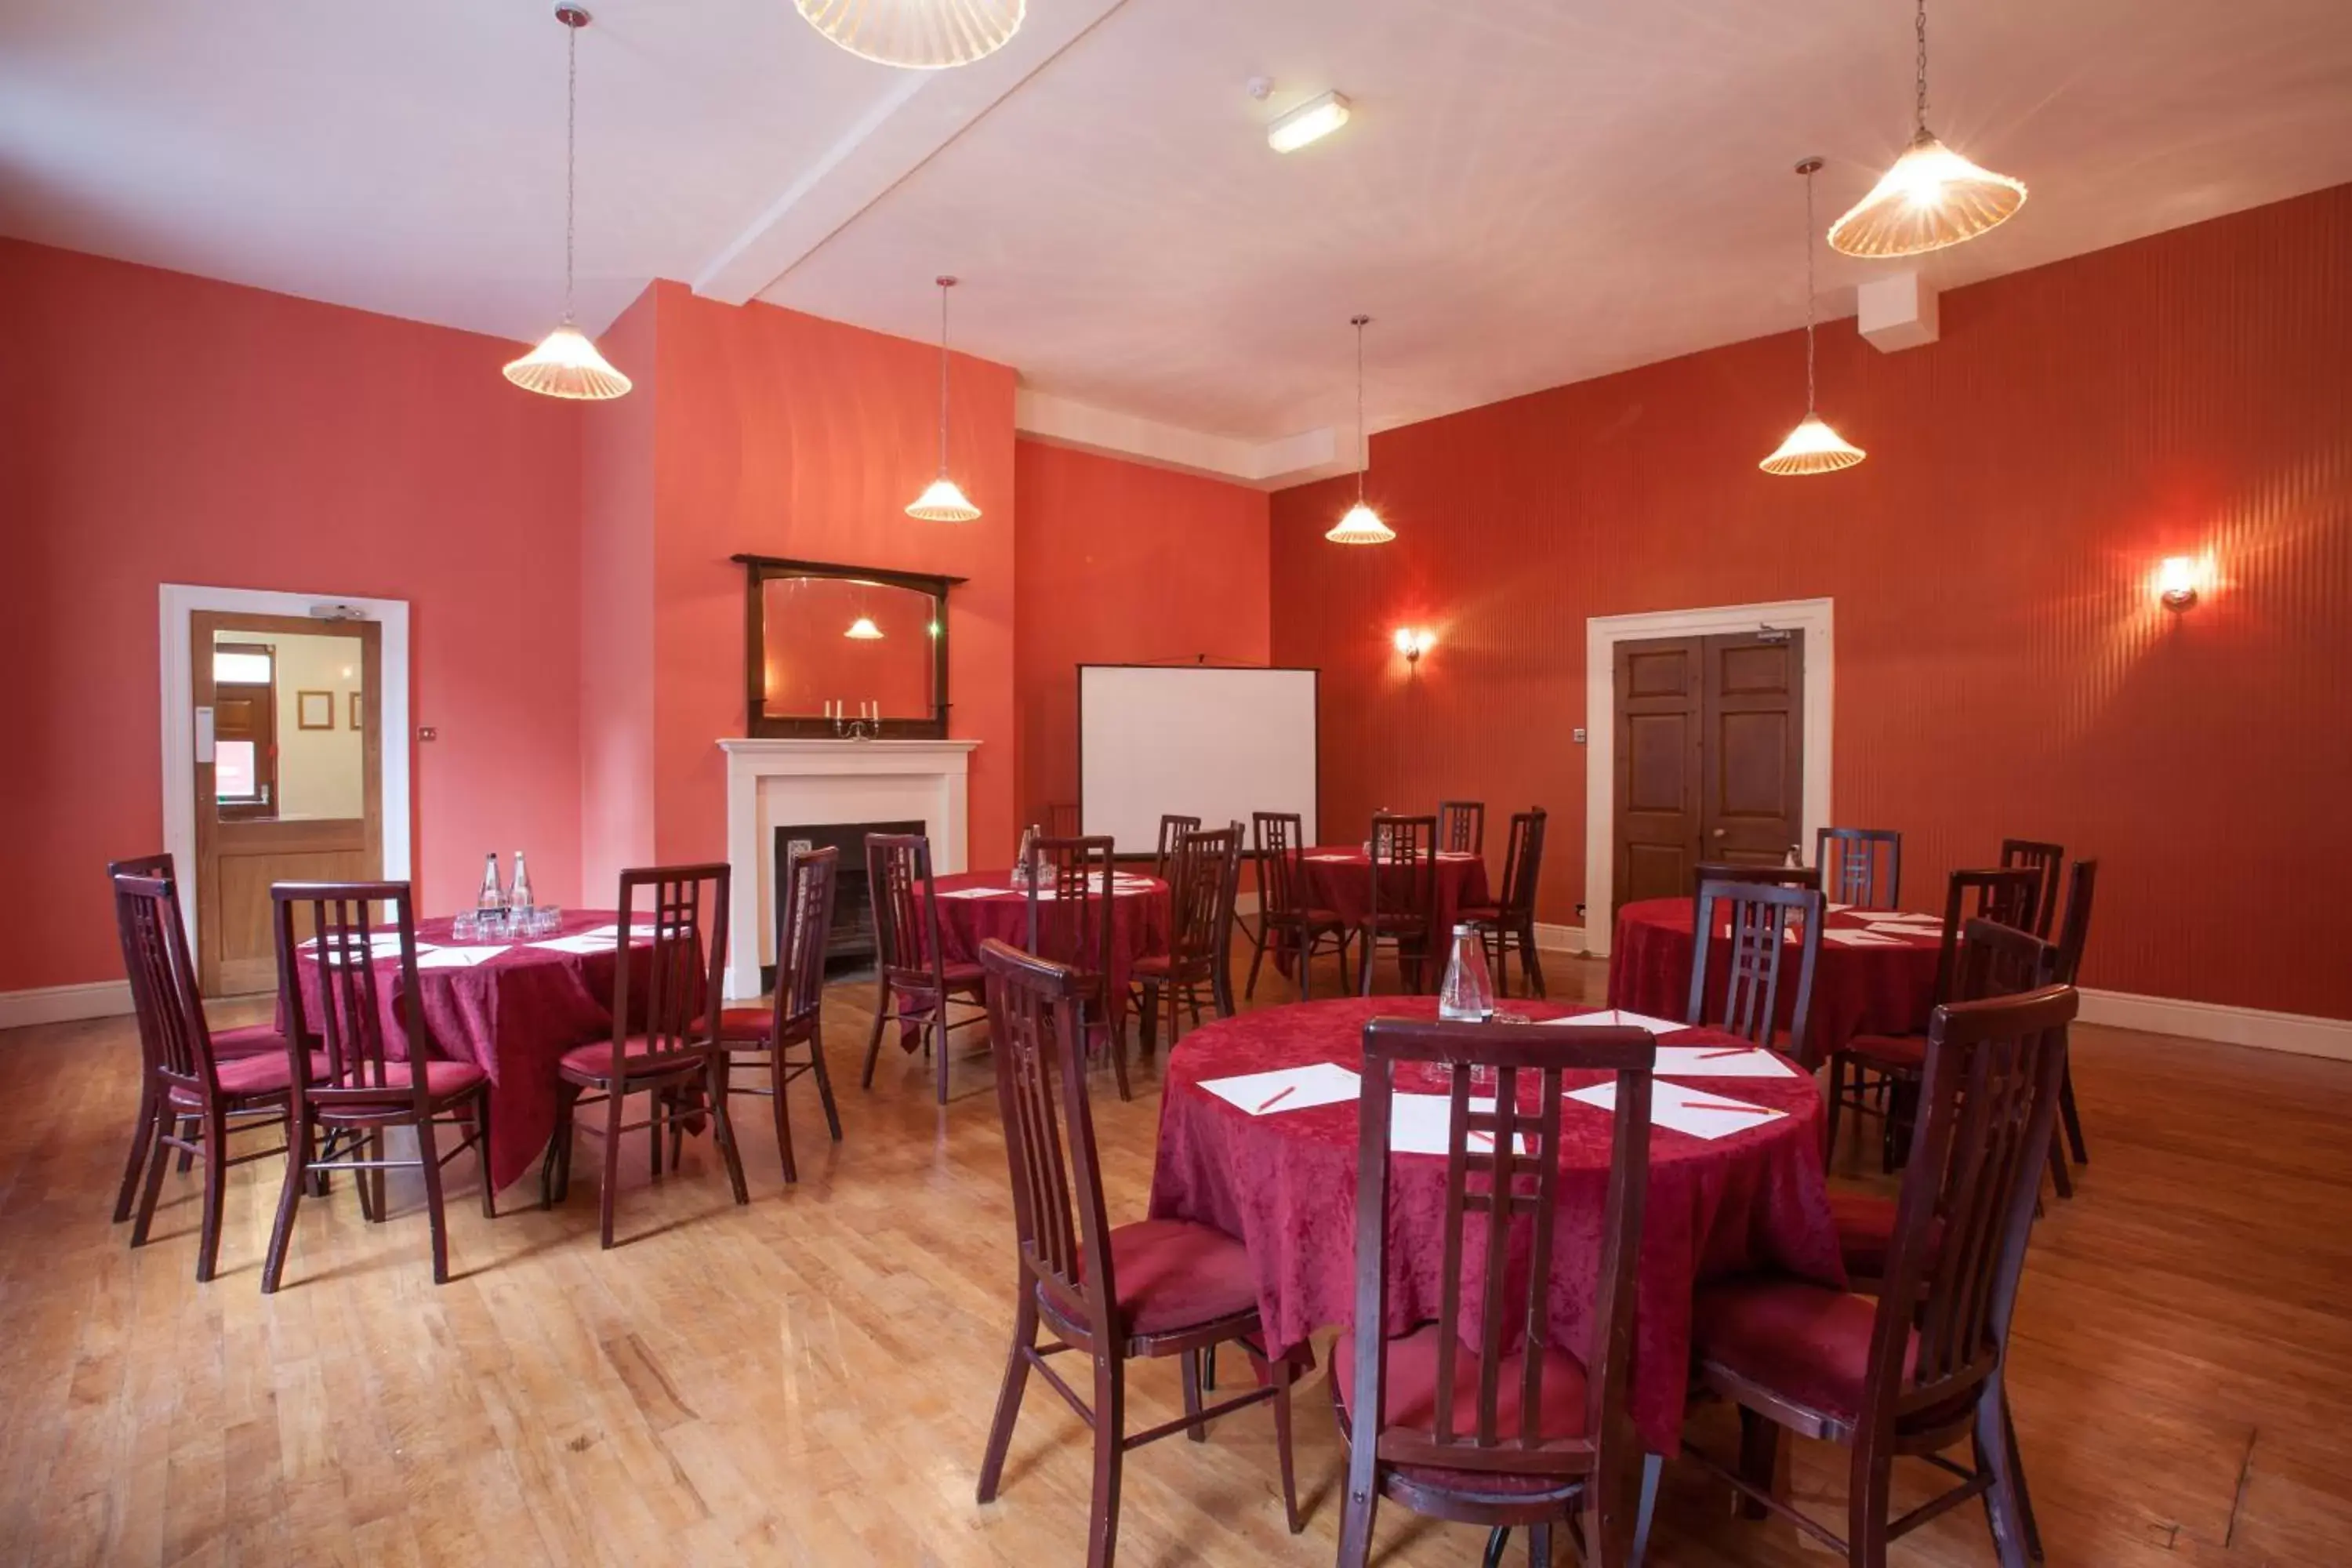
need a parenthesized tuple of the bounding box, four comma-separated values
(1711, 828, 1726, 838)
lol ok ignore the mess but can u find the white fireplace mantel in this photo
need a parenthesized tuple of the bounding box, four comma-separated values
(720, 738, 979, 999)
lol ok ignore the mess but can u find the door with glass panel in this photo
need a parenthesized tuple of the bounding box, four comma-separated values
(191, 612, 383, 994)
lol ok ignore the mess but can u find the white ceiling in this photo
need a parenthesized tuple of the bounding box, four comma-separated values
(6, 0, 2350, 482)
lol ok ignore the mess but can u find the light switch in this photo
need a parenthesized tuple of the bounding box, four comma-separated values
(418, 726, 438, 742)
(1572, 727, 1588, 744)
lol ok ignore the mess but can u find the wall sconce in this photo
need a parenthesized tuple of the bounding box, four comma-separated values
(1392, 627, 1436, 665)
(2156, 556, 2201, 612)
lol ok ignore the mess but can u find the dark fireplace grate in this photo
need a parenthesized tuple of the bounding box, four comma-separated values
(767, 819, 925, 986)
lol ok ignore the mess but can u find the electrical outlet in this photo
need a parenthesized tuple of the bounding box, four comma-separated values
(417, 726, 438, 742)
(1572, 727, 1588, 744)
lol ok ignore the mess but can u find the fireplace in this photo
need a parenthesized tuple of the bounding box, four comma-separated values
(766, 819, 924, 986)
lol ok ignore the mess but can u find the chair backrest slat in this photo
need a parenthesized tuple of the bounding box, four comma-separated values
(1353, 1018, 1654, 1478)
(1438, 800, 1485, 856)
(610, 864, 728, 1070)
(274, 880, 429, 1111)
(1929, 869, 2045, 1006)
(979, 940, 1119, 1340)
(1167, 825, 1239, 969)
(1692, 862, 1821, 895)
(774, 845, 839, 1035)
(1253, 811, 1306, 921)
(1688, 880, 1824, 1063)
(1024, 836, 1116, 994)
(1873, 983, 2079, 1410)
(2052, 858, 2097, 986)
(1816, 826, 1902, 908)
(1154, 814, 1202, 884)
(111, 869, 222, 1100)
(1998, 839, 2067, 939)
(867, 833, 948, 992)
(1496, 809, 1548, 920)
(1367, 813, 1439, 928)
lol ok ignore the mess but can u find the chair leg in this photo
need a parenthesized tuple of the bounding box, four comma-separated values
(976, 1287, 1038, 1504)
(1244, 924, 1269, 1001)
(1139, 983, 1161, 1062)
(1106, 1005, 1133, 1104)
(542, 1084, 577, 1208)
(862, 977, 893, 1089)
(1180, 1348, 1206, 1443)
(176, 1115, 196, 1175)
(2046, 1132, 2074, 1200)
(366, 1132, 388, 1224)
(2059, 1067, 2089, 1164)
(416, 1107, 451, 1285)
(1270, 1348, 1301, 1533)
(708, 1058, 750, 1207)
(194, 1106, 229, 1283)
(1736, 1407, 1779, 1521)
(1824, 1056, 1845, 1165)
(1526, 1523, 1553, 1567)
(771, 1041, 797, 1185)
(1359, 933, 1376, 996)
(261, 1115, 311, 1294)
(1519, 923, 1547, 998)
(1632, 1450, 1662, 1566)
(1481, 1529, 1510, 1568)
(474, 1090, 496, 1220)
(935, 1004, 951, 1106)
(113, 1076, 161, 1224)
(1297, 930, 1315, 1002)
(1849, 1446, 1894, 1568)
(1976, 1384, 2040, 1567)
(598, 1082, 625, 1249)
(1335, 1403, 1380, 1568)
(804, 1027, 844, 1142)
(130, 1105, 175, 1249)
(1085, 1355, 1126, 1568)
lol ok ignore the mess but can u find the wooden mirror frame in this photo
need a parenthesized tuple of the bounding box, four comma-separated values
(734, 554, 963, 739)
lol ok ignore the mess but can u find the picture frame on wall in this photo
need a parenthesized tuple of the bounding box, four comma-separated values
(348, 691, 364, 730)
(297, 689, 335, 730)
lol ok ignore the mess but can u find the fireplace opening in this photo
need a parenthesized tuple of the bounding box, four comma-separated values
(764, 819, 926, 990)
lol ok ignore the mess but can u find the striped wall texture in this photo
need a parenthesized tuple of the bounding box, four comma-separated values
(1269, 182, 2352, 1019)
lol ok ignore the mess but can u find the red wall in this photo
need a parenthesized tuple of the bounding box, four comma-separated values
(1012, 439, 1272, 828)
(636, 284, 1019, 869)
(577, 286, 659, 902)
(1270, 183, 2352, 1020)
(0, 238, 586, 993)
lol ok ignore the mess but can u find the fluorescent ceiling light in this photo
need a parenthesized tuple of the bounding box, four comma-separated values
(1269, 90, 1351, 154)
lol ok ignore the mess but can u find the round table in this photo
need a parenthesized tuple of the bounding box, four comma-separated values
(1609, 897, 1944, 1059)
(1295, 846, 1492, 933)
(924, 871, 1170, 1028)
(1150, 996, 1843, 1452)
(290, 909, 655, 1192)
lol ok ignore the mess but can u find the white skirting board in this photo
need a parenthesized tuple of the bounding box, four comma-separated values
(7, 965, 2349, 1065)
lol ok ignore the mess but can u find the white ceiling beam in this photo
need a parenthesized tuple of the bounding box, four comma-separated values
(1014, 389, 1337, 491)
(1857, 270, 1940, 353)
(693, 0, 1133, 305)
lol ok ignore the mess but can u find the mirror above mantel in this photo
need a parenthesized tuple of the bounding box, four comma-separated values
(735, 554, 964, 739)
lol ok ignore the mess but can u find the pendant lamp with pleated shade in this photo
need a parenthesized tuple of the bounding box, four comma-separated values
(1828, 0, 2026, 259)
(505, 5, 631, 401)
(795, 0, 1024, 70)
(1326, 314, 1396, 545)
(1762, 159, 1866, 477)
(906, 277, 982, 522)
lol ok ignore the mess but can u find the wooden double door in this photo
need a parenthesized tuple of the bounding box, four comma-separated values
(1613, 630, 1804, 914)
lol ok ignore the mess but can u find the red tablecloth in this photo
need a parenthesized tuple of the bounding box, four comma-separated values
(1150, 996, 1842, 1453)
(923, 871, 1169, 1029)
(290, 910, 653, 1192)
(1279, 847, 1492, 977)
(1607, 898, 1944, 1058)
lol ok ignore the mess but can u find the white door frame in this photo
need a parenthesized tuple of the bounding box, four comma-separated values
(1584, 597, 1833, 956)
(158, 583, 412, 947)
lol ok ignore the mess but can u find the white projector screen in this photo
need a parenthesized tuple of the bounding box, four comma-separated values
(1078, 665, 1319, 852)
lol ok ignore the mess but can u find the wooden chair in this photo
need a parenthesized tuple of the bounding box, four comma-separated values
(1134, 825, 1239, 1057)
(1245, 811, 1352, 1000)
(1439, 799, 1486, 855)
(2045, 859, 2099, 1196)
(1816, 828, 1903, 909)
(1335, 1015, 1657, 1568)
(1153, 813, 1202, 884)
(113, 869, 311, 1282)
(1358, 812, 1439, 996)
(106, 852, 290, 1222)
(1027, 834, 1127, 1101)
(1465, 808, 1548, 999)
(1998, 840, 2067, 939)
(861, 832, 989, 1105)
(1686, 981, 2080, 1568)
(1693, 862, 1822, 893)
(541, 865, 748, 1249)
(715, 844, 842, 1183)
(1687, 880, 1825, 1066)
(263, 881, 492, 1290)
(973, 939, 1301, 1567)
(1826, 867, 2043, 1170)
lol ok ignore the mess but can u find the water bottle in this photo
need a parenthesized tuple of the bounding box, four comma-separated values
(1438, 923, 1497, 1023)
(510, 851, 534, 915)
(476, 852, 506, 913)
(1011, 826, 1036, 888)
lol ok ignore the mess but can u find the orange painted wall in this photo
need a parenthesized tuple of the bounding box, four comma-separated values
(0, 238, 586, 992)
(1271, 183, 2352, 1020)
(1012, 439, 1272, 829)
(638, 284, 1019, 869)
(577, 286, 659, 902)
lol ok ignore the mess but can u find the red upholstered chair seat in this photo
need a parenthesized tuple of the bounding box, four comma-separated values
(1828, 1190, 1947, 1284)
(1455, 903, 1503, 924)
(1336, 1326, 1590, 1457)
(1844, 1033, 1925, 1069)
(1039, 1218, 1260, 1338)
(1693, 1279, 1913, 1425)
(211, 1023, 289, 1058)
(717, 1006, 772, 1044)
(559, 1036, 710, 1083)
(166, 1050, 323, 1104)
(325, 1058, 488, 1099)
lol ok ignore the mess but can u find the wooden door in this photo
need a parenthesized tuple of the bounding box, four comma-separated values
(192, 612, 383, 994)
(1612, 630, 1805, 916)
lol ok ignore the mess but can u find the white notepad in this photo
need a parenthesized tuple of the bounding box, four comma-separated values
(1542, 1007, 1690, 1036)
(1388, 1093, 1530, 1157)
(1825, 929, 1906, 948)
(1570, 1079, 1788, 1141)
(1864, 921, 1940, 940)
(1304, 854, 1356, 863)
(1650, 1045, 1801, 1079)
(416, 945, 507, 970)
(578, 924, 659, 942)
(1855, 910, 1940, 926)
(935, 886, 1007, 900)
(1198, 1062, 1362, 1116)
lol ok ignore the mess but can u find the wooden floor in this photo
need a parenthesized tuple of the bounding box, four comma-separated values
(5, 946, 2350, 1568)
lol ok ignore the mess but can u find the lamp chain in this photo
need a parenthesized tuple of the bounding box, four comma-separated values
(1353, 314, 1368, 502)
(1803, 165, 1818, 413)
(937, 283, 951, 474)
(1914, 0, 1929, 134)
(564, 17, 578, 324)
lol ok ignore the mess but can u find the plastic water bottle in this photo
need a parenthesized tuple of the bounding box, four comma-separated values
(510, 851, 534, 915)
(477, 852, 506, 913)
(1438, 923, 1497, 1023)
